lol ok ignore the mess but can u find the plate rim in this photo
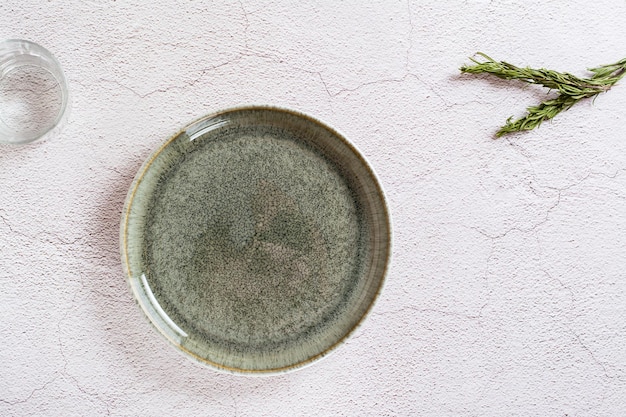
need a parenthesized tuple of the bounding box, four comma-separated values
(120, 105, 392, 374)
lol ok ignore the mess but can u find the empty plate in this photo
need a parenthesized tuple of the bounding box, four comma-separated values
(121, 107, 390, 374)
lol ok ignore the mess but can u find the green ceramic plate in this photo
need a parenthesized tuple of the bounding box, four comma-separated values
(121, 107, 390, 374)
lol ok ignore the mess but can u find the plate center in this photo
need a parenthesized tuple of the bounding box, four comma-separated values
(143, 130, 362, 350)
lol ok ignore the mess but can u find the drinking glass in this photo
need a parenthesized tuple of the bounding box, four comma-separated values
(0, 39, 69, 145)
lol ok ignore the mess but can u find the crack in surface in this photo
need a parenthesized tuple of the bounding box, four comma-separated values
(56, 281, 112, 416)
(103, 46, 293, 99)
(0, 376, 59, 406)
(139, 56, 424, 101)
(238, 0, 251, 51)
(542, 269, 575, 306)
(332, 72, 419, 97)
(478, 189, 562, 240)
(93, 1, 424, 106)
(569, 329, 612, 381)
(505, 137, 533, 159)
(0, 210, 32, 241)
(229, 383, 238, 417)
(471, 168, 626, 241)
(101, 58, 240, 99)
(405, 0, 414, 72)
(0, 209, 88, 249)
(540, 268, 623, 384)
(320, 0, 422, 101)
(289, 66, 334, 103)
(374, 304, 488, 321)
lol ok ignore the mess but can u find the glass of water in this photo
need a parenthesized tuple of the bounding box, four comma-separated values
(0, 39, 69, 145)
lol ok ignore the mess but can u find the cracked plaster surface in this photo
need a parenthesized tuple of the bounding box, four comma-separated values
(1, 0, 626, 415)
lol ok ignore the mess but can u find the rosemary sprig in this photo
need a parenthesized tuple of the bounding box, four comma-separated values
(460, 53, 626, 137)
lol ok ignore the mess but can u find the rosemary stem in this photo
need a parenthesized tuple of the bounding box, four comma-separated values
(460, 53, 626, 136)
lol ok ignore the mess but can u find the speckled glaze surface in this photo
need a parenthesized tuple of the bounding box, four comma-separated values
(121, 107, 390, 374)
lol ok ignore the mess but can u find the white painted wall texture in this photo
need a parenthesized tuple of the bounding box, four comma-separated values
(1, 1, 626, 415)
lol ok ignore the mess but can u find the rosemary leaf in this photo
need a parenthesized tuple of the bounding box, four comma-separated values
(460, 53, 626, 137)
(496, 95, 577, 137)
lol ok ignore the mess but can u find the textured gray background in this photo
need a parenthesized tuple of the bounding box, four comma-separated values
(1, 1, 626, 416)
